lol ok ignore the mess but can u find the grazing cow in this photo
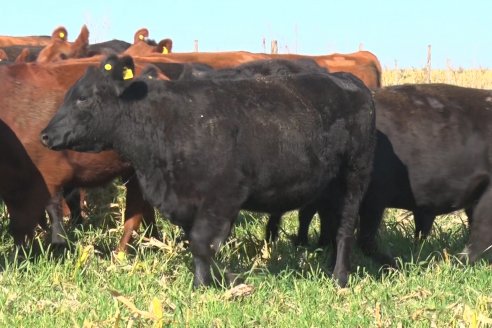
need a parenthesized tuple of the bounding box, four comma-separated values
(0, 58, 157, 251)
(274, 84, 492, 265)
(41, 55, 376, 287)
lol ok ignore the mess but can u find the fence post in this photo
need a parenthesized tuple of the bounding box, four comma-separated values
(426, 44, 432, 83)
(271, 40, 278, 54)
(194, 40, 199, 53)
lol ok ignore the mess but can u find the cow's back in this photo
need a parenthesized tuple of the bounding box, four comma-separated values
(374, 83, 492, 212)
(123, 72, 374, 215)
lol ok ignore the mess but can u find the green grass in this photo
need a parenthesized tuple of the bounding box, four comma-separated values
(0, 183, 491, 327)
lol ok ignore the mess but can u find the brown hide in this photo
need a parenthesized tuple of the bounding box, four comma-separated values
(37, 25, 89, 63)
(0, 58, 155, 250)
(133, 28, 149, 44)
(0, 26, 68, 47)
(133, 50, 382, 89)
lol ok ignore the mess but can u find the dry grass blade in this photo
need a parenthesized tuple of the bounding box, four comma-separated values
(223, 283, 255, 300)
(109, 290, 155, 320)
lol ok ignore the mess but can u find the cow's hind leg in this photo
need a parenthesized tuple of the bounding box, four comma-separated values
(297, 204, 318, 246)
(265, 212, 283, 242)
(45, 190, 68, 246)
(357, 205, 395, 266)
(63, 187, 83, 225)
(463, 188, 492, 263)
(332, 164, 371, 287)
(5, 185, 48, 246)
(464, 207, 474, 230)
(413, 208, 436, 240)
(117, 175, 160, 252)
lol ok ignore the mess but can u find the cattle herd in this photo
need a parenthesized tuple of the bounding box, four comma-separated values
(1, 25, 491, 289)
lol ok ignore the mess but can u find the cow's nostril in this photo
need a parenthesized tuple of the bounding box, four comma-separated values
(40, 133, 50, 146)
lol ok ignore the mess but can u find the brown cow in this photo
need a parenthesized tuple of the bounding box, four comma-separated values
(0, 58, 157, 251)
(270, 51, 382, 89)
(36, 25, 89, 63)
(124, 38, 174, 57)
(124, 28, 173, 56)
(0, 26, 67, 47)
(131, 50, 382, 89)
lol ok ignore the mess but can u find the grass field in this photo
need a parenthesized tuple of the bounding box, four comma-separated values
(1, 69, 491, 327)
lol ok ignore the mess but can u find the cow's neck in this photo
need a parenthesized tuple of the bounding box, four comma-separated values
(110, 99, 181, 218)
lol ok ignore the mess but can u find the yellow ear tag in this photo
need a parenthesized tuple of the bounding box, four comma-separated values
(138, 34, 144, 40)
(104, 63, 112, 71)
(59, 32, 65, 39)
(122, 67, 134, 80)
(162, 47, 169, 54)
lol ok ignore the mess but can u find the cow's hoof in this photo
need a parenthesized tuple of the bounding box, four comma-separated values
(333, 270, 349, 288)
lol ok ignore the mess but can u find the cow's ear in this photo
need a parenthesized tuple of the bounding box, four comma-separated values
(118, 80, 148, 101)
(101, 55, 135, 81)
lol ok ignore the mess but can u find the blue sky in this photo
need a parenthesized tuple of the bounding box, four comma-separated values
(1, 0, 490, 69)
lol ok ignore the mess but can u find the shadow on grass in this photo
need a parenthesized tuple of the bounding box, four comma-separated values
(220, 210, 473, 284)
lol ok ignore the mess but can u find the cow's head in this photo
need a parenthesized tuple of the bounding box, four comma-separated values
(40, 55, 148, 152)
(37, 25, 90, 63)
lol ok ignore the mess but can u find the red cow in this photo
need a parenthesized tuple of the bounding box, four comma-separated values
(36, 25, 89, 63)
(0, 58, 157, 251)
(123, 27, 173, 56)
(132, 50, 382, 89)
(0, 26, 67, 47)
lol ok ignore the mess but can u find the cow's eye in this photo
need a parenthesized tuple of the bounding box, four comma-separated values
(76, 96, 88, 104)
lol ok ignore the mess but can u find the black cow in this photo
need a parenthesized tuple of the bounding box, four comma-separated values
(187, 58, 330, 80)
(357, 84, 492, 263)
(87, 39, 131, 57)
(274, 84, 492, 265)
(40, 55, 376, 288)
(0, 45, 41, 62)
